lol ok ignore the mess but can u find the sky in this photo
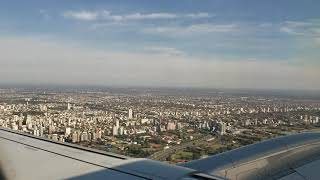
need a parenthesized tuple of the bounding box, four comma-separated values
(0, 0, 320, 90)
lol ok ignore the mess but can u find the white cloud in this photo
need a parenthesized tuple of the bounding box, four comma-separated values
(280, 26, 300, 35)
(0, 36, 319, 90)
(90, 22, 126, 30)
(142, 23, 239, 36)
(63, 11, 98, 21)
(280, 20, 320, 36)
(188, 24, 238, 33)
(63, 10, 211, 22)
(186, 13, 211, 18)
(101, 11, 123, 21)
(279, 20, 320, 50)
(285, 21, 311, 27)
(125, 13, 177, 20)
(144, 47, 185, 56)
(101, 11, 178, 21)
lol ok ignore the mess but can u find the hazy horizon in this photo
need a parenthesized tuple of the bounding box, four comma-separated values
(2, 83, 320, 93)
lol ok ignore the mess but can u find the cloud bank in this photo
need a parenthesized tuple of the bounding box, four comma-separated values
(0, 36, 319, 90)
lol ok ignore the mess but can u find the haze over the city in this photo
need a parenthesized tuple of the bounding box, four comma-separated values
(0, 0, 319, 90)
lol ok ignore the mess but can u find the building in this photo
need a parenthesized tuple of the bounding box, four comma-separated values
(141, 118, 149, 124)
(72, 132, 78, 143)
(48, 125, 53, 135)
(39, 104, 47, 111)
(52, 134, 58, 141)
(219, 122, 226, 135)
(81, 132, 88, 141)
(166, 122, 176, 131)
(91, 131, 97, 141)
(128, 109, 133, 119)
(176, 123, 183, 130)
(119, 127, 124, 135)
(39, 126, 44, 137)
(59, 135, 65, 142)
(112, 126, 118, 136)
(77, 131, 81, 142)
(65, 127, 71, 136)
(116, 120, 120, 128)
(96, 129, 102, 139)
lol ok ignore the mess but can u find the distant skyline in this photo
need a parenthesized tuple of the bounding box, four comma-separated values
(0, 0, 320, 90)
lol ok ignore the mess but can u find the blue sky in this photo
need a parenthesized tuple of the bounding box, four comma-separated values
(0, 0, 319, 89)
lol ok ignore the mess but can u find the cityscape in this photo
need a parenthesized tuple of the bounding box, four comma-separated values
(1, 1, 320, 179)
(1, 87, 320, 163)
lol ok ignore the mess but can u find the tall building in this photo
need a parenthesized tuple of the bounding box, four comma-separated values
(77, 131, 81, 142)
(39, 126, 44, 137)
(65, 127, 71, 136)
(33, 127, 38, 136)
(91, 131, 97, 141)
(176, 123, 183, 130)
(72, 132, 78, 143)
(116, 119, 120, 128)
(48, 125, 53, 135)
(128, 109, 133, 119)
(96, 128, 102, 139)
(88, 132, 92, 141)
(25, 115, 32, 126)
(119, 127, 124, 135)
(112, 126, 119, 136)
(219, 122, 226, 135)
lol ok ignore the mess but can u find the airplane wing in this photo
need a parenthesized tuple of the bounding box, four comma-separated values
(1, 127, 320, 180)
(180, 132, 320, 180)
(0, 128, 223, 180)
